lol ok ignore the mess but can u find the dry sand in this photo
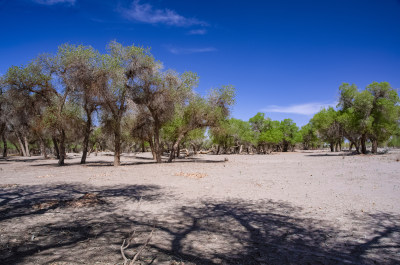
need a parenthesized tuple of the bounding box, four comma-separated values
(0, 150, 399, 264)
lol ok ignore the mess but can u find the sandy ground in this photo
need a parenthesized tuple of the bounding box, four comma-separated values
(0, 150, 399, 264)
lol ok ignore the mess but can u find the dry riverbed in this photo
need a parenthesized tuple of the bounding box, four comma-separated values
(1, 150, 400, 264)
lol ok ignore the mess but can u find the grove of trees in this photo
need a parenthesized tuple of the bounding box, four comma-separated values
(1, 42, 399, 165)
(209, 81, 399, 155)
(0, 42, 235, 166)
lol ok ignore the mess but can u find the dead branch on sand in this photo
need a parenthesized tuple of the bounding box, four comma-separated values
(120, 228, 155, 265)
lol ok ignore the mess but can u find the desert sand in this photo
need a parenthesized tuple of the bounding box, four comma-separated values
(1, 150, 399, 264)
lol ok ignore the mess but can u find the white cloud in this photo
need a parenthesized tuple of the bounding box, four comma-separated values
(262, 102, 337, 116)
(120, 0, 207, 27)
(188, 29, 207, 35)
(34, 0, 76, 5)
(167, 47, 217, 55)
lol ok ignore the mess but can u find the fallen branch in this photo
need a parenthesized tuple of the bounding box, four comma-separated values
(130, 229, 154, 265)
(120, 228, 155, 265)
(121, 230, 136, 265)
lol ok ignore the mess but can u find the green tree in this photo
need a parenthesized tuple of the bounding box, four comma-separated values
(311, 107, 342, 152)
(299, 123, 319, 150)
(61, 44, 106, 164)
(167, 85, 235, 161)
(280, 119, 299, 152)
(366, 82, 400, 153)
(259, 120, 283, 153)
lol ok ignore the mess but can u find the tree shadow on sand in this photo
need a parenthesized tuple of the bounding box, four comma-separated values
(0, 184, 399, 264)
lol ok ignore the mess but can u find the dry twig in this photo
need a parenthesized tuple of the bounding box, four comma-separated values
(120, 227, 155, 265)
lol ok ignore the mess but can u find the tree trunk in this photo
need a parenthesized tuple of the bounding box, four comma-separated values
(16, 133, 27, 157)
(283, 141, 288, 152)
(168, 133, 185, 162)
(217, 145, 220, 155)
(40, 137, 47, 159)
(81, 116, 92, 164)
(141, 141, 145, 152)
(354, 141, 360, 154)
(330, 142, 334, 152)
(371, 139, 378, 154)
(58, 129, 66, 166)
(149, 138, 156, 160)
(193, 144, 198, 155)
(2, 130, 7, 158)
(153, 121, 162, 163)
(52, 137, 60, 159)
(349, 142, 353, 151)
(114, 124, 121, 166)
(177, 144, 181, 158)
(24, 136, 30, 157)
(361, 134, 367, 154)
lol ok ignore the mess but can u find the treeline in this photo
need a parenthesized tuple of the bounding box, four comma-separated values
(209, 82, 400, 154)
(0, 41, 235, 166)
(0, 42, 399, 165)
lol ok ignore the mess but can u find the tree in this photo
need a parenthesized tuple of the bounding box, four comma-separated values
(311, 107, 343, 152)
(249, 112, 269, 153)
(3, 61, 56, 158)
(258, 120, 283, 153)
(337, 82, 399, 154)
(0, 77, 8, 157)
(366, 82, 400, 153)
(60, 44, 106, 164)
(167, 85, 235, 162)
(298, 123, 319, 150)
(337, 83, 366, 153)
(123, 43, 178, 163)
(228, 118, 255, 154)
(98, 41, 136, 166)
(279, 119, 299, 152)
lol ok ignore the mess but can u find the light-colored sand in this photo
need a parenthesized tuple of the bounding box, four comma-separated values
(1, 150, 399, 264)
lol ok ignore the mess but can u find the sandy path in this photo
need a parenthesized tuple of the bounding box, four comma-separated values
(1, 150, 399, 264)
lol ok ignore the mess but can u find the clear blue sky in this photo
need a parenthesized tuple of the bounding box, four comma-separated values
(1, 0, 400, 126)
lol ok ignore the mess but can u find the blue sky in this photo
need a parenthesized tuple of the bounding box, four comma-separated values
(1, 0, 400, 126)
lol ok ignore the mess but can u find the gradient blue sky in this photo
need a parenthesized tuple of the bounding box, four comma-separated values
(1, 0, 400, 126)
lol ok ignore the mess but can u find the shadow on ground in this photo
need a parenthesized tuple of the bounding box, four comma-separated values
(1, 184, 399, 264)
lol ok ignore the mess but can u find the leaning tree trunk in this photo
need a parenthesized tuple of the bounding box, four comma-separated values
(58, 129, 66, 166)
(153, 121, 162, 163)
(81, 115, 92, 164)
(23, 136, 30, 157)
(16, 133, 27, 157)
(371, 139, 378, 154)
(168, 133, 185, 162)
(349, 142, 353, 151)
(1, 130, 7, 158)
(52, 137, 60, 159)
(113, 123, 121, 166)
(149, 138, 156, 160)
